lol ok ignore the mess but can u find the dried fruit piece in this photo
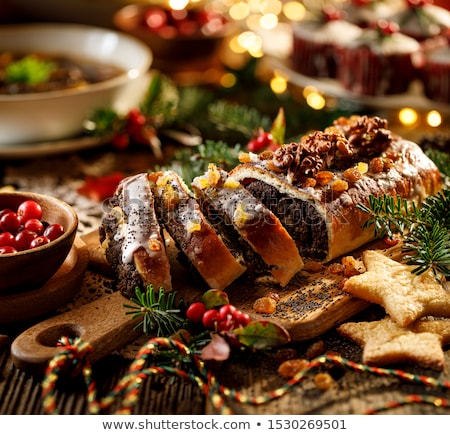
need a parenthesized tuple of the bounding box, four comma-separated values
(314, 372, 334, 390)
(278, 358, 310, 379)
(253, 296, 277, 314)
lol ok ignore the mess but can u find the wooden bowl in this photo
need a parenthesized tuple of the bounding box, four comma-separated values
(113, 4, 232, 70)
(0, 191, 78, 295)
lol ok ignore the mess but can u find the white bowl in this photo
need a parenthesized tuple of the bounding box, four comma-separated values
(0, 23, 153, 145)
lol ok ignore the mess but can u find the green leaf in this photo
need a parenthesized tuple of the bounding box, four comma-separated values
(5, 55, 56, 85)
(140, 71, 179, 126)
(201, 289, 229, 310)
(233, 320, 290, 349)
(270, 107, 286, 145)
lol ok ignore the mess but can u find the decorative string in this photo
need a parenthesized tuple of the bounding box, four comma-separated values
(40, 337, 450, 415)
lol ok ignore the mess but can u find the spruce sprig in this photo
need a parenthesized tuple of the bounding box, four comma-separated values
(208, 100, 272, 138)
(124, 286, 185, 336)
(357, 189, 450, 281)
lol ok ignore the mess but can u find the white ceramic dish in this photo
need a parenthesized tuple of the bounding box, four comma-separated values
(0, 23, 152, 145)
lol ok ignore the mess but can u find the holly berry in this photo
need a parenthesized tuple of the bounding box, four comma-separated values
(233, 310, 250, 328)
(376, 19, 399, 35)
(199, 303, 251, 332)
(407, 0, 430, 7)
(202, 309, 219, 329)
(186, 301, 207, 323)
(247, 130, 274, 153)
(218, 303, 236, 319)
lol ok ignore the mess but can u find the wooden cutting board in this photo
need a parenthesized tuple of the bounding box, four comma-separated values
(84, 229, 374, 342)
(12, 229, 386, 374)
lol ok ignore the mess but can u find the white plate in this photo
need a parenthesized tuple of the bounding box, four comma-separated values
(267, 56, 450, 114)
(0, 135, 109, 159)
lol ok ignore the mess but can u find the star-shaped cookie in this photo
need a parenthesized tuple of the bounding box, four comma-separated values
(342, 250, 450, 327)
(337, 316, 450, 371)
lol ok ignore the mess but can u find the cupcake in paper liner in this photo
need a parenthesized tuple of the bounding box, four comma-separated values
(341, 0, 404, 28)
(335, 20, 421, 95)
(388, 0, 450, 50)
(291, 6, 363, 78)
(422, 44, 450, 103)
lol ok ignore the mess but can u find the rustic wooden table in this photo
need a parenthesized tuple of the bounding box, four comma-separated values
(0, 145, 449, 415)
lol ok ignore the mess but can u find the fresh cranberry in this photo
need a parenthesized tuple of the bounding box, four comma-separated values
(0, 211, 21, 233)
(43, 223, 65, 241)
(17, 200, 42, 224)
(0, 208, 13, 220)
(15, 229, 37, 251)
(23, 218, 45, 235)
(29, 235, 51, 249)
(186, 302, 207, 323)
(0, 231, 16, 248)
(0, 246, 17, 254)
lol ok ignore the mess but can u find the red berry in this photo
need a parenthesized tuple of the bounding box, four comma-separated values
(218, 304, 236, 320)
(15, 229, 37, 251)
(234, 310, 250, 327)
(0, 245, 17, 254)
(0, 231, 16, 248)
(247, 131, 273, 152)
(186, 302, 207, 323)
(29, 235, 50, 249)
(17, 200, 42, 224)
(23, 218, 44, 235)
(144, 8, 168, 30)
(217, 317, 233, 333)
(0, 208, 13, 220)
(112, 133, 130, 150)
(0, 211, 21, 233)
(202, 309, 219, 330)
(43, 223, 65, 241)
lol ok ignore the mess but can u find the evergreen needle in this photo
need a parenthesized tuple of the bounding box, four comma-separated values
(357, 189, 450, 282)
(123, 285, 185, 336)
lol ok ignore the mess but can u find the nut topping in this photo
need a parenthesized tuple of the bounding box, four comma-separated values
(269, 115, 395, 188)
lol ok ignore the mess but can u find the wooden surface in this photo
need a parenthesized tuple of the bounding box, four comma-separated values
(82, 229, 371, 343)
(0, 237, 89, 324)
(1, 147, 450, 415)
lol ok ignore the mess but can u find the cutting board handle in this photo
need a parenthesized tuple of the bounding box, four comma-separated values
(11, 291, 142, 374)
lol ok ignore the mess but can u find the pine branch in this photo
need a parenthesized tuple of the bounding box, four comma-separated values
(425, 149, 450, 178)
(124, 286, 185, 336)
(208, 101, 271, 138)
(357, 189, 450, 281)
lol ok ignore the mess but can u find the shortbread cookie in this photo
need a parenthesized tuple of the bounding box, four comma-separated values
(342, 250, 450, 327)
(337, 316, 450, 371)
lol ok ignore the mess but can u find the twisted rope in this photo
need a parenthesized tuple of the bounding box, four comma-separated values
(41, 337, 450, 415)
